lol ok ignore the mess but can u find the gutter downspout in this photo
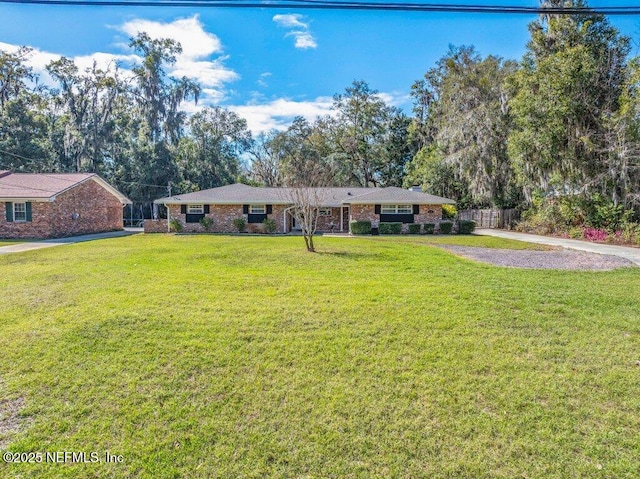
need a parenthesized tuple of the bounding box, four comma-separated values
(166, 203, 171, 233)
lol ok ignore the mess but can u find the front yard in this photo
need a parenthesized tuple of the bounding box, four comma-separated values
(0, 234, 638, 478)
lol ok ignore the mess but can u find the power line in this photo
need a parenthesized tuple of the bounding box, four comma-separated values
(2, 0, 640, 14)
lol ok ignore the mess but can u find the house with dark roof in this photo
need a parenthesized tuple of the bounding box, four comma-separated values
(0, 171, 131, 239)
(148, 183, 455, 234)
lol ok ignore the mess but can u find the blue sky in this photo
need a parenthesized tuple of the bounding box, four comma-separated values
(1, 1, 640, 133)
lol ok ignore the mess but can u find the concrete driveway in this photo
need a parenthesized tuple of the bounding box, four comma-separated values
(475, 229, 640, 266)
(0, 229, 140, 255)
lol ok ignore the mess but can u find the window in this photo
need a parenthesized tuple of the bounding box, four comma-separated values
(380, 205, 412, 214)
(249, 205, 266, 214)
(187, 204, 204, 214)
(13, 202, 27, 222)
(319, 208, 332, 216)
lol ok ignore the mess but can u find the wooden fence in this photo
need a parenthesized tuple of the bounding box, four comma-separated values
(457, 208, 520, 229)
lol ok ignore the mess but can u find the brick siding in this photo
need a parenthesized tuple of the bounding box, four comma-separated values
(350, 204, 443, 233)
(0, 179, 124, 239)
(167, 204, 288, 234)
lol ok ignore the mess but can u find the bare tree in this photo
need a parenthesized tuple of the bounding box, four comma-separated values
(282, 160, 331, 253)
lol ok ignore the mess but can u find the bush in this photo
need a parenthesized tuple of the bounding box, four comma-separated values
(568, 227, 583, 239)
(263, 218, 277, 234)
(408, 224, 421, 235)
(439, 221, 453, 234)
(199, 216, 214, 231)
(583, 228, 608, 242)
(350, 221, 372, 235)
(442, 204, 457, 220)
(169, 219, 183, 233)
(457, 220, 476, 234)
(379, 222, 403, 235)
(232, 217, 246, 233)
(423, 223, 435, 234)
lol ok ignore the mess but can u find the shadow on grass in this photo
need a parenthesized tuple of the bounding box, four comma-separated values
(316, 250, 375, 260)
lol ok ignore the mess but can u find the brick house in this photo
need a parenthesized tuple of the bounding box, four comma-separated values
(148, 183, 454, 234)
(0, 171, 131, 239)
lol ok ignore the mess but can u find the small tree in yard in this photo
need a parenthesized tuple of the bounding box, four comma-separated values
(274, 116, 334, 252)
(287, 184, 328, 252)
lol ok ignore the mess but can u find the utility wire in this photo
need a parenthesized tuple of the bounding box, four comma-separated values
(2, 0, 640, 14)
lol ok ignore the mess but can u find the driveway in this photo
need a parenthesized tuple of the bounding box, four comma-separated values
(474, 229, 640, 266)
(0, 229, 140, 255)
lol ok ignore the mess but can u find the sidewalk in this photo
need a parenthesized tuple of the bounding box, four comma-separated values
(474, 229, 640, 266)
(0, 230, 139, 255)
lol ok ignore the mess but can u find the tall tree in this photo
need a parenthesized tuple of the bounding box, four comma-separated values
(406, 46, 519, 207)
(508, 0, 631, 203)
(0, 48, 51, 170)
(47, 57, 122, 173)
(177, 106, 252, 190)
(331, 80, 394, 186)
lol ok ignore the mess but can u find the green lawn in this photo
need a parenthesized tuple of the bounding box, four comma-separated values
(0, 234, 638, 478)
(0, 240, 25, 247)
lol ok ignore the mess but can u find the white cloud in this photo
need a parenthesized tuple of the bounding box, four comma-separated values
(257, 72, 271, 88)
(0, 16, 238, 106)
(117, 15, 239, 92)
(273, 14, 317, 50)
(118, 16, 223, 59)
(228, 97, 334, 133)
(273, 14, 308, 29)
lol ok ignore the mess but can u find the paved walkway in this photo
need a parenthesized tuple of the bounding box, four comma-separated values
(0, 229, 140, 255)
(474, 229, 640, 266)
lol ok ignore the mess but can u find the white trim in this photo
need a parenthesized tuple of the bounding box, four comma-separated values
(12, 202, 27, 222)
(187, 204, 204, 214)
(249, 204, 266, 214)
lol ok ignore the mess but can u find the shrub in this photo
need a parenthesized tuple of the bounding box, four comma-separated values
(408, 224, 421, 235)
(621, 222, 640, 244)
(423, 223, 435, 234)
(232, 217, 247, 233)
(379, 222, 403, 235)
(568, 227, 583, 239)
(583, 228, 608, 242)
(439, 221, 453, 234)
(263, 218, 277, 234)
(442, 204, 457, 220)
(169, 219, 183, 233)
(457, 220, 476, 234)
(199, 216, 214, 231)
(350, 221, 372, 235)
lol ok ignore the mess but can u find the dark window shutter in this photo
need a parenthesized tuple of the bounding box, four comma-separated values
(26, 202, 32, 222)
(204, 205, 210, 214)
(5, 202, 13, 222)
(413, 204, 420, 215)
(180, 205, 186, 214)
(374, 204, 381, 214)
(243, 205, 249, 214)
(266, 205, 273, 214)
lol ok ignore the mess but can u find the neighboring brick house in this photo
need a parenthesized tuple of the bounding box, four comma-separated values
(149, 183, 454, 234)
(0, 171, 131, 239)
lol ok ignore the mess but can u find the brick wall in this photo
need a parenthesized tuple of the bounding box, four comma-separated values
(316, 207, 342, 232)
(144, 219, 168, 233)
(167, 204, 288, 233)
(0, 179, 124, 239)
(350, 204, 378, 225)
(349, 204, 444, 233)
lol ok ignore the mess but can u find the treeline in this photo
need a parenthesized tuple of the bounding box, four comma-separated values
(1, 0, 639, 219)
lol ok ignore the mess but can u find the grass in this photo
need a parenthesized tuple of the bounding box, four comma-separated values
(0, 234, 638, 478)
(370, 233, 555, 250)
(0, 240, 26, 246)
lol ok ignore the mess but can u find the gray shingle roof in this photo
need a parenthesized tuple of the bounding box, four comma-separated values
(155, 184, 455, 206)
(344, 186, 456, 205)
